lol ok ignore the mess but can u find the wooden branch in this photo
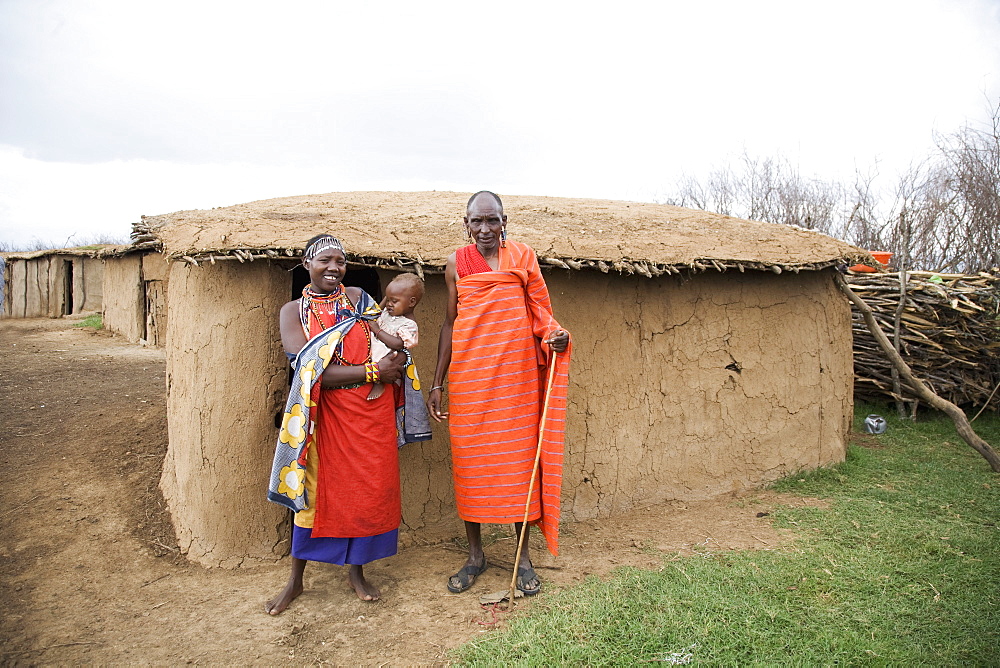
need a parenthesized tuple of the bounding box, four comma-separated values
(846, 269, 1000, 408)
(892, 269, 908, 417)
(836, 272, 1000, 472)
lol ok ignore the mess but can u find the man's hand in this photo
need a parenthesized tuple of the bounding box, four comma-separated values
(427, 387, 448, 422)
(546, 329, 569, 353)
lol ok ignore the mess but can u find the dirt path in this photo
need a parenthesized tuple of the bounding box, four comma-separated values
(0, 317, 815, 665)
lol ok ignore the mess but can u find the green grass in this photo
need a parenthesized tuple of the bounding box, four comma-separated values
(75, 313, 103, 329)
(453, 404, 1000, 666)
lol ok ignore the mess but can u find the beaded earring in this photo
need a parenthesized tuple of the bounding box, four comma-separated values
(500, 227, 507, 248)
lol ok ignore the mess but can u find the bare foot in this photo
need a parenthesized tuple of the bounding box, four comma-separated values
(265, 579, 303, 615)
(348, 565, 380, 601)
(367, 383, 385, 401)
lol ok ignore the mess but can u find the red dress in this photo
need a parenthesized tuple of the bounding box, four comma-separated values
(291, 287, 400, 565)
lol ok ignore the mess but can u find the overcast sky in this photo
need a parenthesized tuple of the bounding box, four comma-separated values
(1, 0, 999, 248)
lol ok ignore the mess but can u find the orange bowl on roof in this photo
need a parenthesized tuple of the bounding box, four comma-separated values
(849, 250, 892, 272)
(848, 263, 877, 272)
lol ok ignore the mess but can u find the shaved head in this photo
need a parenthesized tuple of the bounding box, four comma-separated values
(466, 190, 503, 215)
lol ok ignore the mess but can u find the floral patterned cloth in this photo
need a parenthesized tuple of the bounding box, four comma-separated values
(267, 291, 382, 512)
(267, 289, 431, 512)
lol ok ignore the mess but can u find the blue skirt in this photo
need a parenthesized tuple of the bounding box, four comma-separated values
(291, 525, 398, 565)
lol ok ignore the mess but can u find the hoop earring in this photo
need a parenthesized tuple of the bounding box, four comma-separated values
(500, 228, 507, 248)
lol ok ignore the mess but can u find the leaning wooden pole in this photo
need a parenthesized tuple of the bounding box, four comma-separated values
(891, 268, 909, 419)
(507, 353, 560, 606)
(836, 272, 1000, 472)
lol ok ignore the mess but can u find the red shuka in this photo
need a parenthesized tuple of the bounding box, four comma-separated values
(449, 241, 571, 555)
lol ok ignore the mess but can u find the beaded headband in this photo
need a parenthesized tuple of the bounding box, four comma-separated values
(303, 236, 345, 261)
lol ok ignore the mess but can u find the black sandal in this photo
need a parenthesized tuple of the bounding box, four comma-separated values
(516, 565, 542, 596)
(447, 560, 488, 593)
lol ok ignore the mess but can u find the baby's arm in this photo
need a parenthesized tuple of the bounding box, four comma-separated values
(372, 323, 406, 351)
(396, 319, 418, 349)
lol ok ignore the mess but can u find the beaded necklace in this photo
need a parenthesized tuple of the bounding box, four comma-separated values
(299, 284, 371, 366)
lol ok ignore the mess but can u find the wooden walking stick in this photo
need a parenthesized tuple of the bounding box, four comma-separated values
(509, 352, 560, 603)
(481, 350, 560, 608)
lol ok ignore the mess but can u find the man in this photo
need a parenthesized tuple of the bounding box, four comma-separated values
(427, 191, 571, 595)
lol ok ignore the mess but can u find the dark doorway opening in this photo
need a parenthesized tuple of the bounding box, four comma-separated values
(62, 260, 74, 315)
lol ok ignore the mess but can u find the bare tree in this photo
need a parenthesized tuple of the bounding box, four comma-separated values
(933, 99, 1000, 272)
(0, 233, 129, 253)
(872, 100, 999, 273)
(663, 98, 1000, 273)
(667, 151, 847, 236)
(844, 167, 890, 251)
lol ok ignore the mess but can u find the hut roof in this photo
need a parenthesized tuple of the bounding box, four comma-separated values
(1, 246, 116, 261)
(131, 191, 868, 276)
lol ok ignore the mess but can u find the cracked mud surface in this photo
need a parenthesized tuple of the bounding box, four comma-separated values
(0, 317, 823, 665)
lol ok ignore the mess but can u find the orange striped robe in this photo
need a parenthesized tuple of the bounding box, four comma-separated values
(449, 241, 571, 555)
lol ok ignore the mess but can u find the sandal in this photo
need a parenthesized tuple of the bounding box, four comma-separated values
(516, 565, 542, 596)
(447, 559, 488, 593)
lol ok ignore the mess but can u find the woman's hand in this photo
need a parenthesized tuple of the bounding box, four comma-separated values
(546, 329, 569, 353)
(377, 351, 405, 385)
(427, 387, 448, 422)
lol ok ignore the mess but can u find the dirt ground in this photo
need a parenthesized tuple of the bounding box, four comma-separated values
(0, 317, 825, 666)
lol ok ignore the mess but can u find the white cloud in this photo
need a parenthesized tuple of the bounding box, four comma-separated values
(1, 0, 999, 247)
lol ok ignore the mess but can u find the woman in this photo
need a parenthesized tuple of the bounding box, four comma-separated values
(266, 234, 405, 615)
(427, 191, 571, 596)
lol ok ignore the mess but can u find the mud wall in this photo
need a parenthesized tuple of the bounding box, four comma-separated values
(392, 266, 852, 532)
(27, 259, 50, 316)
(102, 255, 144, 341)
(74, 257, 104, 313)
(21, 258, 46, 317)
(3, 259, 28, 317)
(548, 267, 852, 520)
(0, 256, 101, 318)
(47, 256, 103, 317)
(5, 256, 64, 318)
(45, 259, 62, 317)
(160, 260, 291, 567)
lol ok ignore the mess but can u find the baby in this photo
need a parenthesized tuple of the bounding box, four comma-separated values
(368, 273, 423, 400)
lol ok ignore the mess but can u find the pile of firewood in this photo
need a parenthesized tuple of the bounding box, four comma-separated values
(847, 269, 1000, 411)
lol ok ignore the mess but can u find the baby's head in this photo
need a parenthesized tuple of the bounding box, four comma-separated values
(383, 273, 424, 317)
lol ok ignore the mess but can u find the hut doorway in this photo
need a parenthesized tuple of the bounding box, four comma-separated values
(61, 260, 74, 315)
(144, 280, 166, 346)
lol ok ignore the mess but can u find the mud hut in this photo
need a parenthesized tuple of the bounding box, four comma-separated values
(99, 248, 170, 346)
(2, 248, 104, 319)
(1, 245, 170, 347)
(136, 191, 867, 568)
